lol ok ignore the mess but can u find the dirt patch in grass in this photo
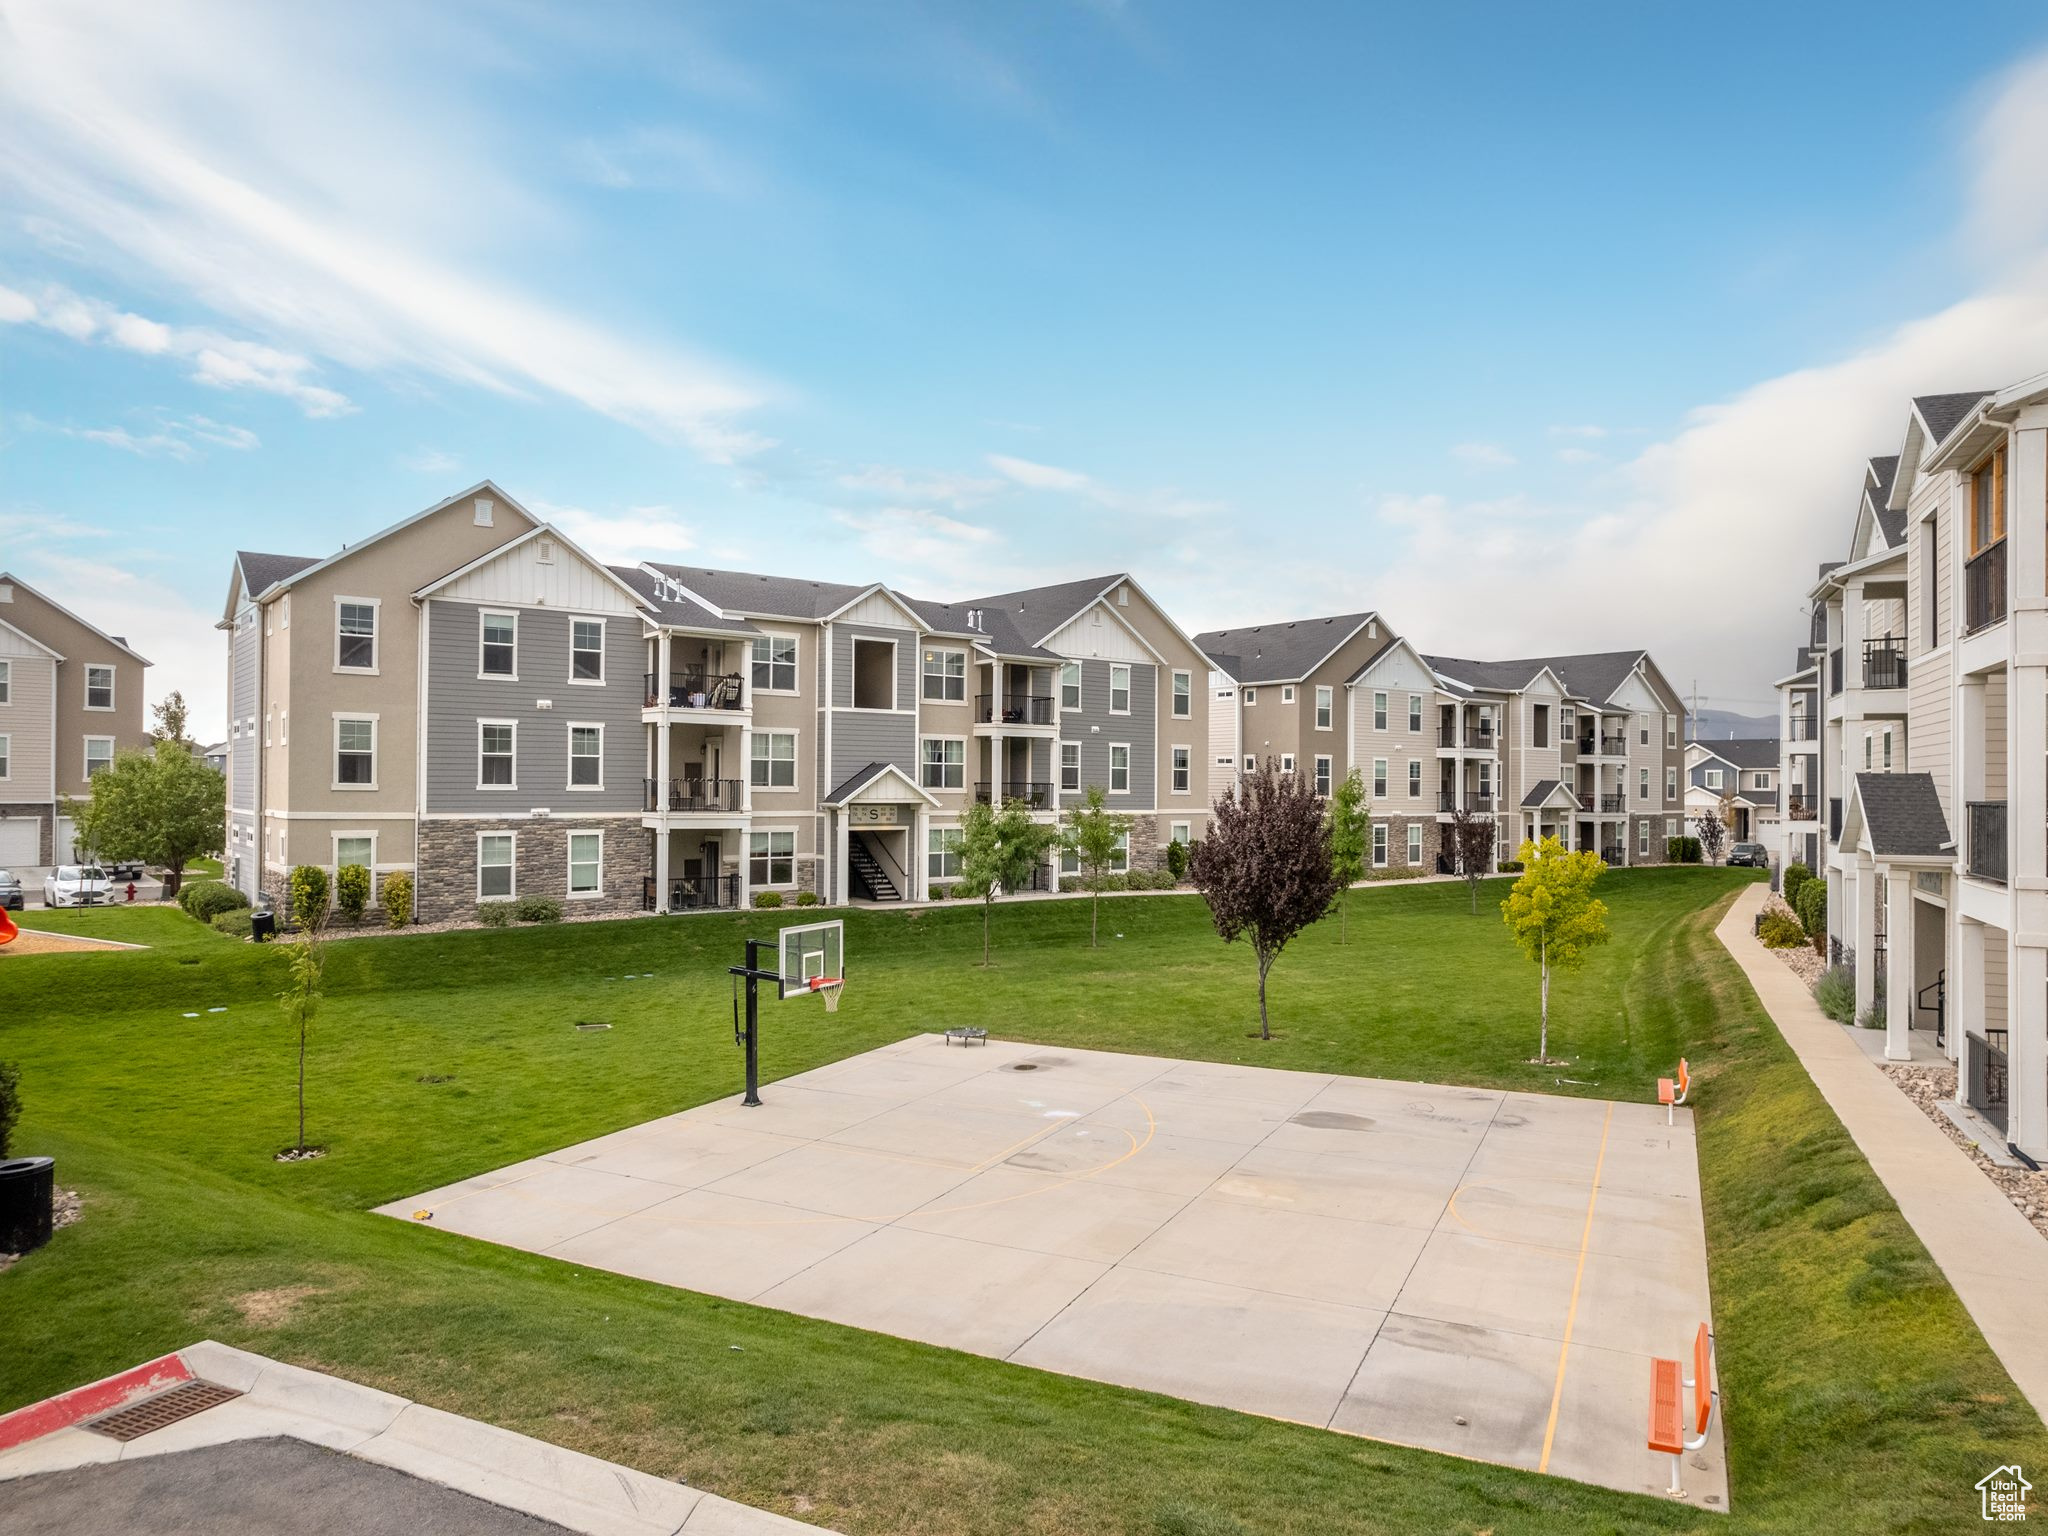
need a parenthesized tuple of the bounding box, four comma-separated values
(233, 1284, 327, 1329)
(1, 929, 142, 956)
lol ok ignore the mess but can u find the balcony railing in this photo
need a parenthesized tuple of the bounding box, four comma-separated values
(1787, 798, 1816, 821)
(1828, 647, 1843, 697)
(642, 872, 742, 912)
(1861, 636, 1906, 690)
(1787, 716, 1818, 740)
(1601, 793, 1626, 814)
(1439, 724, 1496, 748)
(1966, 800, 2008, 884)
(644, 669, 746, 710)
(1600, 846, 1625, 867)
(643, 776, 746, 814)
(1592, 734, 1626, 756)
(974, 779, 1054, 809)
(975, 693, 1055, 726)
(1440, 791, 1495, 812)
(1965, 539, 2008, 632)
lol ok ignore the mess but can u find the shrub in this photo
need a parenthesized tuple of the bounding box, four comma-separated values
(1814, 964, 1856, 1023)
(753, 891, 783, 909)
(334, 863, 372, 924)
(1757, 908, 1807, 949)
(288, 864, 329, 931)
(211, 909, 254, 940)
(1665, 836, 1701, 864)
(1857, 977, 1888, 1030)
(1165, 839, 1189, 881)
(1783, 861, 1812, 909)
(379, 870, 413, 928)
(793, 890, 820, 907)
(1796, 876, 1828, 942)
(1498, 860, 1524, 873)
(514, 895, 562, 924)
(476, 900, 514, 927)
(927, 885, 949, 902)
(0, 1060, 18, 1158)
(179, 881, 250, 922)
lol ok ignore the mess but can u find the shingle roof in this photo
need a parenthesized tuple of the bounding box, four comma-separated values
(1424, 649, 1645, 705)
(237, 551, 320, 596)
(607, 566, 758, 635)
(1195, 612, 1383, 683)
(1520, 779, 1564, 809)
(953, 574, 1129, 652)
(1914, 392, 1991, 449)
(643, 563, 875, 621)
(1695, 737, 1779, 770)
(822, 761, 927, 806)
(899, 594, 1061, 660)
(1867, 455, 1905, 547)
(1854, 772, 1952, 858)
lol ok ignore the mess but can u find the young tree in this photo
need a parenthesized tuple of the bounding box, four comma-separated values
(1061, 783, 1134, 948)
(65, 742, 225, 896)
(1327, 768, 1369, 944)
(278, 938, 325, 1156)
(1500, 835, 1611, 1062)
(1444, 803, 1495, 914)
(151, 690, 195, 750)
(956, 798, 1061, 968)
(1694, 807, 1727, 866)
(1189, 758, 1342, 1040)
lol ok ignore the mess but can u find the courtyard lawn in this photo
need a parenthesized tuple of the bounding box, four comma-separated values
(1, 869, 2041, 1534)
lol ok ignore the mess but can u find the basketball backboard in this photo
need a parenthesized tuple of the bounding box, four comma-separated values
(777, 920, 844, 1001)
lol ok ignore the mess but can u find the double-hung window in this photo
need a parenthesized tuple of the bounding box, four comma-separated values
(0, 660, 10, 704)
(749, 830, 794, 885)
(920, 737, 965, 790)
(1372, 691, 1387, 731)
(1314, 755, 1332, 796)
(335, 836, 374, 886)
(84, 736, 114, 778)
(752, 731, 797, 789)
(85, 665, 114, 710)
(1172, 746, 1191, 793)
(1172, 670, 1191, 717)
(751, 634, 797, 692)
(1109, 664, 1131, 714)
(928, 826, 963, 879)
(1372, 758, 1387, 797)
(1408, 695, 1422, 732)
(1407, 823, 1423, 864)
(1704, 768, 1722, 790)
(1315, 686, 1333, 730)
(922, 648, 966, 702)
(1060, 742, 1081, 792)
(1109, 744, 1130, 792)
(571, 619, 605, 682)
(479, 722, 516, 787)
(1408, 760, 1422, 798)
(1666, 767, 1678, 800)
(335, 718, 375, 786)
(336, 601, 376, 670)
(1372, 823, 1388, 866)
(0, 733, 9, 780)
(477, 833, 515, 898)
(1638, 767, 1650, 800)
(567, 831, 603, 896)
(568, 725, 603, 788)
(1110, 830, 1130, 874)
(1060, 662, 1081, 711)
(480, 612, 517, 677)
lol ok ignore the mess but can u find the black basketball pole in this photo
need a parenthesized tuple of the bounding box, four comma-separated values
(728, 938, 779, 1107)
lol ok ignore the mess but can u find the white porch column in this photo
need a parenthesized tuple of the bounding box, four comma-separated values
(1841, 577, 1866, 692)
(738, 724, 754, 813)
(735, 824, 751, 909)
(656, 631, 671, 707)
(834, 811, 850, 906)
(1953, 918, 1986, 1104)
(2011, 941, 2048, 1159)
(1884, 867, 1914, 1060)
(652, 828, 669, 915)
(1853, 856, 1879, 1020)
(911, 807, 927, 902)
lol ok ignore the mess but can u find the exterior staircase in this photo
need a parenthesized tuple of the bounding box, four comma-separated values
(848, 835, 901, 901)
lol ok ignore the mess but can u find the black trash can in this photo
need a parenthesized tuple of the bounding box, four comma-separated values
(251, 909, 276, 943)
(0, 1156, 55, 1254)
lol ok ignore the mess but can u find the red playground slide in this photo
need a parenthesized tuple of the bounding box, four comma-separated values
(0, 906, 17, 946)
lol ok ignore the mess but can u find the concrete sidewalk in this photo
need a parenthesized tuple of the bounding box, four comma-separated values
(1715, 883, 2048, 1425)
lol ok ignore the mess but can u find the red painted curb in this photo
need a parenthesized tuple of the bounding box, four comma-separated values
(0, 1352, 192, 1451)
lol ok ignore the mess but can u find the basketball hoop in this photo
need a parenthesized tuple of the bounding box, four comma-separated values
(810, 976, 844, 1012)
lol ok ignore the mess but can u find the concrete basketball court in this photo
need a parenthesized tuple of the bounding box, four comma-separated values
(384, 1036, 1727, 1505)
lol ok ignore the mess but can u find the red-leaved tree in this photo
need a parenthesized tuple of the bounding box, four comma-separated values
(1189, 757, 1343, 1040)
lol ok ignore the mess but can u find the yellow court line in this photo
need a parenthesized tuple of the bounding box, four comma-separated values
(1537, 1100, 1613, 1474)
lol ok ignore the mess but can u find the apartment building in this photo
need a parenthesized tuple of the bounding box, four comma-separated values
(1683, 738, 1780, 844)
(1781, 377, 2047, 1164)
(221, 483, 1213, 921)
(0, 573, 152, 866)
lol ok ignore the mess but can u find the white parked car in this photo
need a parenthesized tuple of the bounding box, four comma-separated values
(43, 865, 109, 907)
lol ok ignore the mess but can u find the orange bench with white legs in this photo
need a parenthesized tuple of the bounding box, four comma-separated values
(1657, 1058, 1691, 1124)
(1647, 1322, 1717, 1498)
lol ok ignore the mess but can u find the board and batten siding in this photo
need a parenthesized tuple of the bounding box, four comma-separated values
(1057, 659, 1156, 809)
(423, 599, 643, 815)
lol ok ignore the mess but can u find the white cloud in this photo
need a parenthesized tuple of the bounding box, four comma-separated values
(987, 453, 1097, 495)
(1966, 51, 2048, 265)
(833, 505, 1012, 592)
(19, 409, 260, 460)
(836, 464, 1001, 509)
(1451, 441, 1516, 468)
(1547, 424, 1608, 440)
(401, 446, 461, 474)
(526, 497, 698, 563)
(985, 452, 1223, 519)
(1555, 446, 1602, 465)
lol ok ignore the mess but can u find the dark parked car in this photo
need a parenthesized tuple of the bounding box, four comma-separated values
(1727, 842, 1768, 868)
(0, 869, 22, 911)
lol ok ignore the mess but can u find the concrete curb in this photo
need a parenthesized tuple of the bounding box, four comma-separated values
(0, 1342, 837, 1536)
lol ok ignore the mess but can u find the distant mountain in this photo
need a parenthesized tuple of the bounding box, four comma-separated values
(1688, 707, 1776, 741)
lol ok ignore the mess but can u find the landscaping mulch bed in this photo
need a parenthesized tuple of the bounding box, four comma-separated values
(0, 1187, 81, 1275)
(1757, 894, 1826, 985)
(1882, 1062, 2048, 1243)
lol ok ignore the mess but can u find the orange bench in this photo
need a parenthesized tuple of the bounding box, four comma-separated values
(1657, 1058, 1691, 1125)
(1647, 1322, 1716, 1497)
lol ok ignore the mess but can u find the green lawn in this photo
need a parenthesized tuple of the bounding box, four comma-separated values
(1, 871, 2039, 1534)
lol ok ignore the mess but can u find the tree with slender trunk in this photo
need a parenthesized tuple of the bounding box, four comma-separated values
(278, 938, 325, 1155)
(1500, 835, 1610, 1062)
(1444, 803, 1495, 914)
(1189, 758, 1342, 1040)
(1062, 783, 1133, 948)
(151, 690, 196, 750)
(1695, 807, 1727, 866)
(956, 798, 1061, 968)
(63, 740, 225, 897)
(1327, 768, 1368, 944)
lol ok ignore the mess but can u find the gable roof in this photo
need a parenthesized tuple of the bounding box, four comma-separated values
(235, 550, 321, 596)
(413, 523, 654, 613)
(1864, 456, 1905, 547)
(1193, 611, 1385, 684)
(820, 760, 940, 808)
(1851, 772, 1952, 859)
(1693, 738, 1779, 771)
(0, 612, 65, 661)
(1520, 779, 1579, 811)
(1912, 391, 1991, 451)
(607, 567, 758, 635)
(641, 563, 872, 622)
(897, 595, 1058, 660)
(1423, 654, 1567, 696)
(0, 572, 152, 664)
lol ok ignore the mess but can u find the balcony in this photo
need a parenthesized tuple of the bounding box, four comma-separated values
(1828, 647, 1843, 697)
(644, 776, 746, 814)
(1861, 636, 1906, 690)
(1966, 800, 2007, 884)
(1965, 539, 2008, 633)
(1439, 724, 1496, 749)
(1600, 793, 1626, 814)
(974, 779, 1054, 810)
(1787, 798, 1817, 822)
(1589, 734, 1626, 756)
(975, 693, 1055, 727)
(644, 668, 746, 711)
(1787, 716, 1818, 741)
(642, 872, 742, 912)
(1439, 791, 1495, 812)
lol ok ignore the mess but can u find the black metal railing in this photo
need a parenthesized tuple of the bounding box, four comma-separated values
(1967, 800, 2008, 883)
(1598, 793, 1624, 814)
(1861, 636, 1906, 689)
(976, 694, 1055, 726)
(974, 779, 1054, 809)
(644, 776, 746, 813)
(1828, 647, 1843, 697)
(1592, 734, 1623, 755)
(1788, 798, 1816, 821)
(1787, 716, 1818, 740)
(1829, 797, 1843, 841)
(1965, 539, 2008, 633)
(1439, 724, 1495, 748)
(1967, 1029, 2009, 1134)
(643, 872, 742, 912)
(1917, 970, 1946, 1049)
(1600, 846, 1625, 867)
(644, 669, 745, 710)
(1440, 791, 1495, 812)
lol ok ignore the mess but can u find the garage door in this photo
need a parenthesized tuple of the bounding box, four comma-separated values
(0, 817, 38, 866)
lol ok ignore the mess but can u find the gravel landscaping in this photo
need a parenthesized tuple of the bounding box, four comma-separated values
(1882, 1063, 2048, 1243)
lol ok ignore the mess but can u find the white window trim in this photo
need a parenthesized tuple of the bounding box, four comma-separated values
(1281, 685, 1295, 704)
(1280, 753, 1295, 774)
(752, 729, 800, 793)
(1108, 663, 1132, 716)
(1372, 822, 1388, 867)
(1060, 741, 1082, 792)
(1060, 661, 1082, 713)
(1639, 820, 1651, 854)
(1666, 767, 1679, 800)
(0, 731, 10, 782)
(1639, 767, 1650, 800)
(1372, 757, 1388, 798)
(1407, 822, 1424, 864)
(848, 635, 899, 712)
(1243, 754, 1255, 772)
(1408, 694, 1422, 732)
(927, 824, 965, 879)
(1313, 754, 1332, 796)
(331, 831, 379, 895)
(751, 630, 802, 696)
(748, 825, 799, 888)
(476, 830, 517, 901)
(1171, 669, 1192, 718)
(1315, 685, 1334, 731)
(1243, 687, 1257, 706)
(0, 658, 10, 705)
(334, 595, 381, 675)
(478, 609, 519, 682)
(919, 735, 968, 791)
(1408, 760, 1422, 798)
(566, 828, 605, 898)
(1372, 690, 1386, 732)
(566, 721, 605, 791)
(477, 717, 518, 793)
(331, 713, 378, 792)
(1704, 768, 1722, 789)
(921, 646, 969, 703)
(1169, 820, 1191, 845)
(83, 663, 116, 712)
(568, 614, 608, 686)
(1171, 744, 1192, 794)
(1108, 742, 1132, 793)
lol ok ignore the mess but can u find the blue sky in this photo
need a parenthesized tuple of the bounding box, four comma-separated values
(8, 1, 2048, 733)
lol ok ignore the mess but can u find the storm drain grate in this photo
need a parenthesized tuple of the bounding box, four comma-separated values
(85, 1380, 243, 1441)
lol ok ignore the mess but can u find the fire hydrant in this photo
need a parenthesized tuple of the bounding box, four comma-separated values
(125, 881, 138, 904)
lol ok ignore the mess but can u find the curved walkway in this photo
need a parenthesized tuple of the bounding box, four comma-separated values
(1715, 882, 2048, 1424)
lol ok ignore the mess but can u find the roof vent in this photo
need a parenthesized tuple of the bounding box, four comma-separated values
(536, 538, 555, 563)
(475, 498, 495, 528)
(1117, 585, 1129, 606)
(0, 584, 12, 602)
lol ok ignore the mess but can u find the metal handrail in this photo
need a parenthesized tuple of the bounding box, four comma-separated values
(976, 694, 1055, 726)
